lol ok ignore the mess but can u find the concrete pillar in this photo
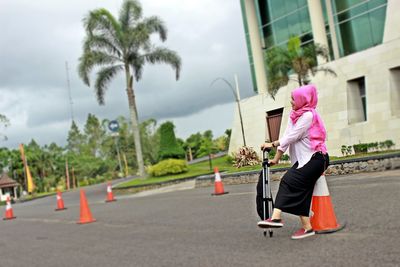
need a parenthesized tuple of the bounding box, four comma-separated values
(307, 0, 329, 63)
(242, 0, 268, 94)
(325, 0, 340, 59)
(383, 0, 400, 42)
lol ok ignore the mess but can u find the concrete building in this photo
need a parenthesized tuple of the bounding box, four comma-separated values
(230, 0, 400, 156)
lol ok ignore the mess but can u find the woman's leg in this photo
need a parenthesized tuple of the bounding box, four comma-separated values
(271, 208, 282, 220)
(299, 216, 313, 230)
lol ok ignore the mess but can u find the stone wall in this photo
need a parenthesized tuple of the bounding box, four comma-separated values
(195, 155, 400, 188)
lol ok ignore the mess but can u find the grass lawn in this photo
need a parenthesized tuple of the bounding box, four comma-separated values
(115, 150, 400, 189)
(115, 156, 289, 188)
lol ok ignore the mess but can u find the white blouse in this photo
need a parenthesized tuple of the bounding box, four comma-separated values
(277, 111, 314, 168)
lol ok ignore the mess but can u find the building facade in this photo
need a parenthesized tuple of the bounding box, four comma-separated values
(229, 0, 400, 156)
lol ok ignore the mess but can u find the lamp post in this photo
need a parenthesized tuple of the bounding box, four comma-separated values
(210, 75, 246, 147)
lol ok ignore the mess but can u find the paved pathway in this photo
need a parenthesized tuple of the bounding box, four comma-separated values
(0, 170, 399, 266)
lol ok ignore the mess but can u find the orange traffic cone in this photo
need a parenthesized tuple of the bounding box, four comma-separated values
(77, 190, 96, 224)
(3, 196, 16, 220)
(211, 167, 229, 196)
(310, 174, 345, 233)
(105, 182, 116, 202)
(55, 190, 67, 211)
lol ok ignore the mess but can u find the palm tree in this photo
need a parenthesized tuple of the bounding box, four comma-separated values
(265, 36, 336, 99)
(78, 0, 181, 176)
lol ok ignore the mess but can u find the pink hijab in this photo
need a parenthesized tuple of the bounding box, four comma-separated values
(290, 84, 327, 153)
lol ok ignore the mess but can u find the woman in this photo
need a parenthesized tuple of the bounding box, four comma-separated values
(258, 84, 329, 240)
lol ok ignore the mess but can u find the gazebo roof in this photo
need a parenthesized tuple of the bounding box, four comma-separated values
(0, 173, 19, 188)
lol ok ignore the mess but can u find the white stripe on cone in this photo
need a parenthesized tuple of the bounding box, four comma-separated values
(107, 185, 112, 193)
(312, 175, 330, 197)
(214, 171, 221, 182)
(57, 195, 61, 200)
(6, 202, 11, 211)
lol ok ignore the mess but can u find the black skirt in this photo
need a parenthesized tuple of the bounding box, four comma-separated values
(274, 152, 329, 217)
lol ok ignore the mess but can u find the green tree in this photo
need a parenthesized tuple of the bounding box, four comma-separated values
(266, 36, 336, 99)
(78, 0, 182, 176)
(0, 114, 10, 140)
(67, 120, 85, 154)
(185, 132, 202, 160)
(83, 114, 105, 157)
(197, 130, 218, 158)
(158, 121, 185, 160)
(140, 119, 160, 165)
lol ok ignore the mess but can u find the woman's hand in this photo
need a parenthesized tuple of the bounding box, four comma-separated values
(269, 158, 279, 166)
(260, 142, 273, 150)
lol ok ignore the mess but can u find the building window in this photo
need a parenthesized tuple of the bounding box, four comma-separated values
(332, 0, 388, 56)
(390, 67, 400, 116)
(257, 0, 312, 49)
(347, 77, 367, 124)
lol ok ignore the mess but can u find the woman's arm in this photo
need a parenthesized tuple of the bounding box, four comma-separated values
(270, 147, 283, 166)
(259, 140, 282, 166)
(278, 112, 313, 152)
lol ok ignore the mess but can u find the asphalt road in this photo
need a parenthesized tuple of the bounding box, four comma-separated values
(0, 170, 399, 267)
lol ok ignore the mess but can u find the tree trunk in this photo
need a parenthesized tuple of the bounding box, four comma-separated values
(188, 147, 193, 161)
(125, 67, 145, 177)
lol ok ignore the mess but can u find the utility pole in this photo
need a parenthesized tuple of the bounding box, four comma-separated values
(65, 61, 74, 190)
(234, 74, 246, 147)
(65, 61, 75, 122)
(210, 76, 247, 147)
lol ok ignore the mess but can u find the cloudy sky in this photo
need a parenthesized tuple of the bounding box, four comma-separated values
(0, 0, 254, 149)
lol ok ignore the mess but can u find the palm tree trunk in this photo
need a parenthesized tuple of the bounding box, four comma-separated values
(125, 68, 145, 177)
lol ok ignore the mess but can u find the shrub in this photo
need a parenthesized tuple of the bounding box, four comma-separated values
(353, 140, 395, 154)
(226, 154, 234, 164)
(79, 178, 89, 187)
(341, 145, 353, 156)
(353, 143, 368, 154)
(383, 140, 395, 150)
(341, 145, 347, 156)
(158, 122, 186, 160)
(147, 159, 188, 177)
(232, 146, 261, 168)
(281, 154, 290, 161)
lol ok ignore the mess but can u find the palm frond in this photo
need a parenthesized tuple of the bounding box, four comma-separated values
(313, 66, 337, 77)
(127, 52, 145, 81)
(83, 9, 123, 48)
(119, 0, 142, 30)
(139, 16, 167, 42)
(94, 65, 124, 105)
(78, 51, 118, 86)
(303, 43, 330, 63)
(144, 47, 181, 80)
(83, 35, 122, 59)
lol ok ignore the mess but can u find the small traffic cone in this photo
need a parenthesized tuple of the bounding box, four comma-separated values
(3, 197, 16, 220)
(211, 167, 229, 196)
(310, 174, 345, 233)
(77, 189, 96, 224)
(55, 190, 67, 211)
(105, 182, 116, 202)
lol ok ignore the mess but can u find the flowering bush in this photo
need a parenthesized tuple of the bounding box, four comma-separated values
(232, 146, 261, 168)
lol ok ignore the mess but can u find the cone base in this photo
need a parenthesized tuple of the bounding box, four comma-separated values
(211, 191, 229, 196)
(3, 216, 16, 220)
(55, 207, 67, 211)
(315, 221, 346, 234)
(77, 219, 96, 224)
(105, 198, 116, 202)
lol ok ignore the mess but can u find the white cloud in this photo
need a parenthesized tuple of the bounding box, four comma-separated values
(0, 0, 253, 148)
